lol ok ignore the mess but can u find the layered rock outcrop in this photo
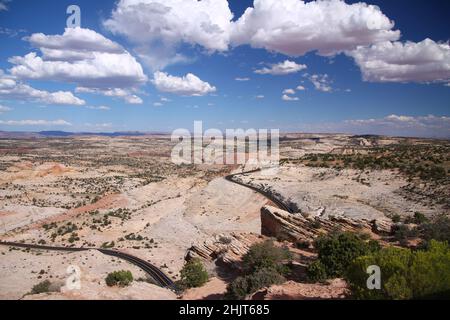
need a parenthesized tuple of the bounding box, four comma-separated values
(261, 205, 392, 244)
(186, 233, 264, 270)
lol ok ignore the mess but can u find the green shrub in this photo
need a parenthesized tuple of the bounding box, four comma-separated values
(392, 224, 419, 246)
(413, 212, 429, 225)
(180, 258, 209, 288)
(311, 232, 380, 279)
(420, 215, 450, 244)
(345, 240, 450, 300)
(31, 280, 51, 295)
(225, 268, 285, 300)
(241, 240, 292, 276)
(105, 270, 133, 287)
(306, 260, 328, 283)
(391, 214, 401, 223)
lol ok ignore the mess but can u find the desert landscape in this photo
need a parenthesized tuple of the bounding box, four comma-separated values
(1, 133, 448, 300)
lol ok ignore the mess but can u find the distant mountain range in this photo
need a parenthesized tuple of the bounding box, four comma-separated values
(0, 131, 169, 138)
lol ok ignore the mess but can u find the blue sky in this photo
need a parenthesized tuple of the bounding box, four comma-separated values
(0, 0, 449, 137)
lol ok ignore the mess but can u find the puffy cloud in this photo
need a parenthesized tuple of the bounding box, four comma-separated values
(255, 60, 306, 75)
(296, 85, 306, 91)
(152, 71, 216, 96)
(9, 51, 146, 89)
(8, 28, 147, 104)
(283, 88, 295, 95)
(0, 72, 85, 106)
(27, 27, 124, 56)
(231, 0, 400, 56)
(0, 119, 72, 126)
(348, 39, 450, 83)
(282, 86, 302, 100)
(308, 74, 333, 92)
(104, 0, 233, 69)
(282, 94, 299, 101)
(104, 0, 400, 69)
(125, 95, 144, 104)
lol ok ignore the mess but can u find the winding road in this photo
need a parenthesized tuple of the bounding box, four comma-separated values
(0, 168, 289, 292)
(0, 241, 175, 289)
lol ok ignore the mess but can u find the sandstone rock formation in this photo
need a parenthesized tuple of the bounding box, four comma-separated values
(186, 233, 264, 270)
(261, 205, 392, 244)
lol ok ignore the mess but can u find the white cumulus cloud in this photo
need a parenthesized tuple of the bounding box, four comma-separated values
(348, 39, 450, 83)
(282, 94, 299, 101)
(309, 74, 333, 92)
(8, 27, 147, 104)
(231, 0, 400, 56)
(0, 71, 85, 106)
(283, 88, 296, 95)
(104, 0, 233, 69)
(103, 0, 400, 70)
(152, 71, 216, 96)
(255, 60, 306, 75)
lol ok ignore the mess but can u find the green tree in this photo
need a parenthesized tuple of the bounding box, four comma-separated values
(180, 258, 209, 288)
(310, 232, 380, 279)
(345, 241, 450, 299)
(306, 260, 328, 283)
(225, 268, 285, 300)
(420, 215, 450, 244)
(242, 240, 292, 276)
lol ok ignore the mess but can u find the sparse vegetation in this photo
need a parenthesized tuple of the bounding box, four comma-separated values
(225, 240, 292, 299)
(105, 270, 133, 287)
(346, 240, 450, 299)
(241, 240, 292, 276)
(225, 268, 285, 300)
(30, 280, 52, 295)
(179, 258, 209, 289)
(307, 232, 380, 282)
(419, 215, 450, 244)
(300, 143, 450, 207)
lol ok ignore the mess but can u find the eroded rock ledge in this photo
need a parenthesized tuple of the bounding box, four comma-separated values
(261, 205, 392, 244)
(186, 233, 265, 270)
(186, 206, 393, 270)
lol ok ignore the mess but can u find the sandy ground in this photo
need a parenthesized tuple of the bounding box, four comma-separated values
(0, 245, 177, 300)
(0, 167, 266, 299)
(234, 164, 439, 220)
(180, 277, 228, 300)
(1, 135, 446, 300)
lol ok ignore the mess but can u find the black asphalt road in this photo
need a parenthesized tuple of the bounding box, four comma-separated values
(0, 168, 289, 292)
(0, 241, 175, 289)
